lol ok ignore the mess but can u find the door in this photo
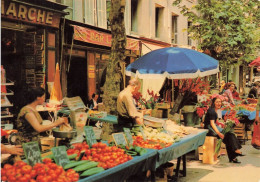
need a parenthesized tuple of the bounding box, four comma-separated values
(67, 57, 88, 105)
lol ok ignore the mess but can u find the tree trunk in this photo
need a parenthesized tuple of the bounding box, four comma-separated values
(170, 93, 184, 115)
(103, 0, 126, 115)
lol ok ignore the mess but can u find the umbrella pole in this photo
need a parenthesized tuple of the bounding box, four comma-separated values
(172, 79, 174, 102)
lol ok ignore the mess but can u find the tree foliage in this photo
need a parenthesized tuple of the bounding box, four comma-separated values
(173, 0, 259, 66)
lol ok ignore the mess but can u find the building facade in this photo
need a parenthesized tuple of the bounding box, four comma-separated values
(53, 0, 198, 103)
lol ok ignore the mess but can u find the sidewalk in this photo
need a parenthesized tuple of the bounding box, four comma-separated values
(174, 140, 260, 182)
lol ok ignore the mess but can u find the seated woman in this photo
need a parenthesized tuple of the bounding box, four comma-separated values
(204, 97, 244, 163)
(222, 82, 236, 105)
(16, 87, 65, 145)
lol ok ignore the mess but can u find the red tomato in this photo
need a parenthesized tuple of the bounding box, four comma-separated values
(66, 148, 75, 155)
(29, 179, 37, 182)
(30, 169, 37, 179)
(14, 161, 27, 168)
(8, 175, 16, 182)
(21, 165, 32, 174)
(24, 173, 32, 181)
(3, 164, 13, 170)
(43, 158, 52, 164)
(1, 176, 7, 181)
(1, 168, 6, 176)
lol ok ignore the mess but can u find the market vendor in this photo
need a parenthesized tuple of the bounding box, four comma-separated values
(15, 87, 66, 145)
(116, 78, 144, 132)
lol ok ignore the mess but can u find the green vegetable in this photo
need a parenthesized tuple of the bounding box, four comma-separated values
(134, 146, 142, 153)
(64, 160, 90, 170)
(42, 154, 54, 160)
(126, 151, 138, 156)
(139, 148, 147, 156)
(80, 167, 105, 177)
(73, 161, 99, 172)
(68, 153, 78, 160)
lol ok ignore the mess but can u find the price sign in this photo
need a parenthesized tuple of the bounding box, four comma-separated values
(84, 126, 97, 147)
(112, 132, 127, 146)
(51, 146, 70, 168)
(139, 127, 147, 140)
(123, 128, 133, 145)
(22, 142, 42, 166)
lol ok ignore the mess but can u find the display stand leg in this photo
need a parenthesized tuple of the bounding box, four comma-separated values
(150, 170, 156, 182)
(174, 155, 186, 178)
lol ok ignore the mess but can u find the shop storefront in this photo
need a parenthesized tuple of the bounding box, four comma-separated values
(62, 20, 140, 105)
(1, 0, 67, 115)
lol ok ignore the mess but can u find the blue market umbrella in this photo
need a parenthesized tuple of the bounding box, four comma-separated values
(126, 47, 219, 79)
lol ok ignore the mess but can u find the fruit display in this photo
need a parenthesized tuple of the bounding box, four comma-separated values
(117, 144, 148, 156)
(66, 142, 133, 169)
(1, 159, 79, 182)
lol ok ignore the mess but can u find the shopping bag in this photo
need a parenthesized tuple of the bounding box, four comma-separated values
(251, 121, 260, 150)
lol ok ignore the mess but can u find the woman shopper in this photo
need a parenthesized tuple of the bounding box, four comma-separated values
(15, 87, 65, 145)
(204, 97, 244, 163)
(223, 82, 236, 105)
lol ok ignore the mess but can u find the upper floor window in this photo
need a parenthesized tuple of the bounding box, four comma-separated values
(188, 21, 192, 46)
(59, 0, 73, 20)
(172, 15, 178, 44)
(131, 0, 138, 33)
(155, 5, 164, 38)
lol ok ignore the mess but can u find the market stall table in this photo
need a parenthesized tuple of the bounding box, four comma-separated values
(156, 129, 208, 177)
(78, 148, 157, 182)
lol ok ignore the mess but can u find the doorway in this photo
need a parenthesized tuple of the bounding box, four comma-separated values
(67, 57, 88, 105)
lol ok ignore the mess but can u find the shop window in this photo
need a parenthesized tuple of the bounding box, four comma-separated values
(95, 53, 110, 94)
(172, 15, 178, 44)
(155, 5, 164, 38)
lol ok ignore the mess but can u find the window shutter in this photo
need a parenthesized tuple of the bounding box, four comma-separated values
(97, 0, 107, 29)
(74, 0, 83, 22)
(85, 0, 95, 25)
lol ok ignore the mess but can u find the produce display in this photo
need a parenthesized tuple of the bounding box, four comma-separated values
(1, 159, 79, 182)
(67, 142, 133, 169)
(133, 135, 172, 149)
(117, 145, 148, 156)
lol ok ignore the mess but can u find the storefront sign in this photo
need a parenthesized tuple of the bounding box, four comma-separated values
(88, 65, 95, 79)
(1, 0, 61, 28)
(73, 25, 140, 51)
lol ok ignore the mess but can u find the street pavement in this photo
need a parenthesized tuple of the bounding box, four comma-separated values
(172, 140, 260, 182)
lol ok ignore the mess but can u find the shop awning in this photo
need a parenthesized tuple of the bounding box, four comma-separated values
(72, 25, 139, 51)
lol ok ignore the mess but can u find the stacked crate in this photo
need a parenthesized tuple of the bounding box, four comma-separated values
(234, 123, 246, 143)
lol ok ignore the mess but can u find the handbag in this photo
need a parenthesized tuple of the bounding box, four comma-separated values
(251, 121, 260, 150)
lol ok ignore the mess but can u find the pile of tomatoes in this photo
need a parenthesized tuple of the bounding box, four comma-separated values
(133, 136, 172, 150)
(1, 159, 79, 182)
(67, 142, 133, 169)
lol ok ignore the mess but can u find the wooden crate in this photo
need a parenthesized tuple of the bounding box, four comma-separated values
(197, 140, 226, 161)
(202, 136, 218, 164)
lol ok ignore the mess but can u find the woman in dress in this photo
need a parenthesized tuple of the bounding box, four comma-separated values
(223, 82, 236, 105)
(204, 97, 244, 163)
(16, 87, 65, 145)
